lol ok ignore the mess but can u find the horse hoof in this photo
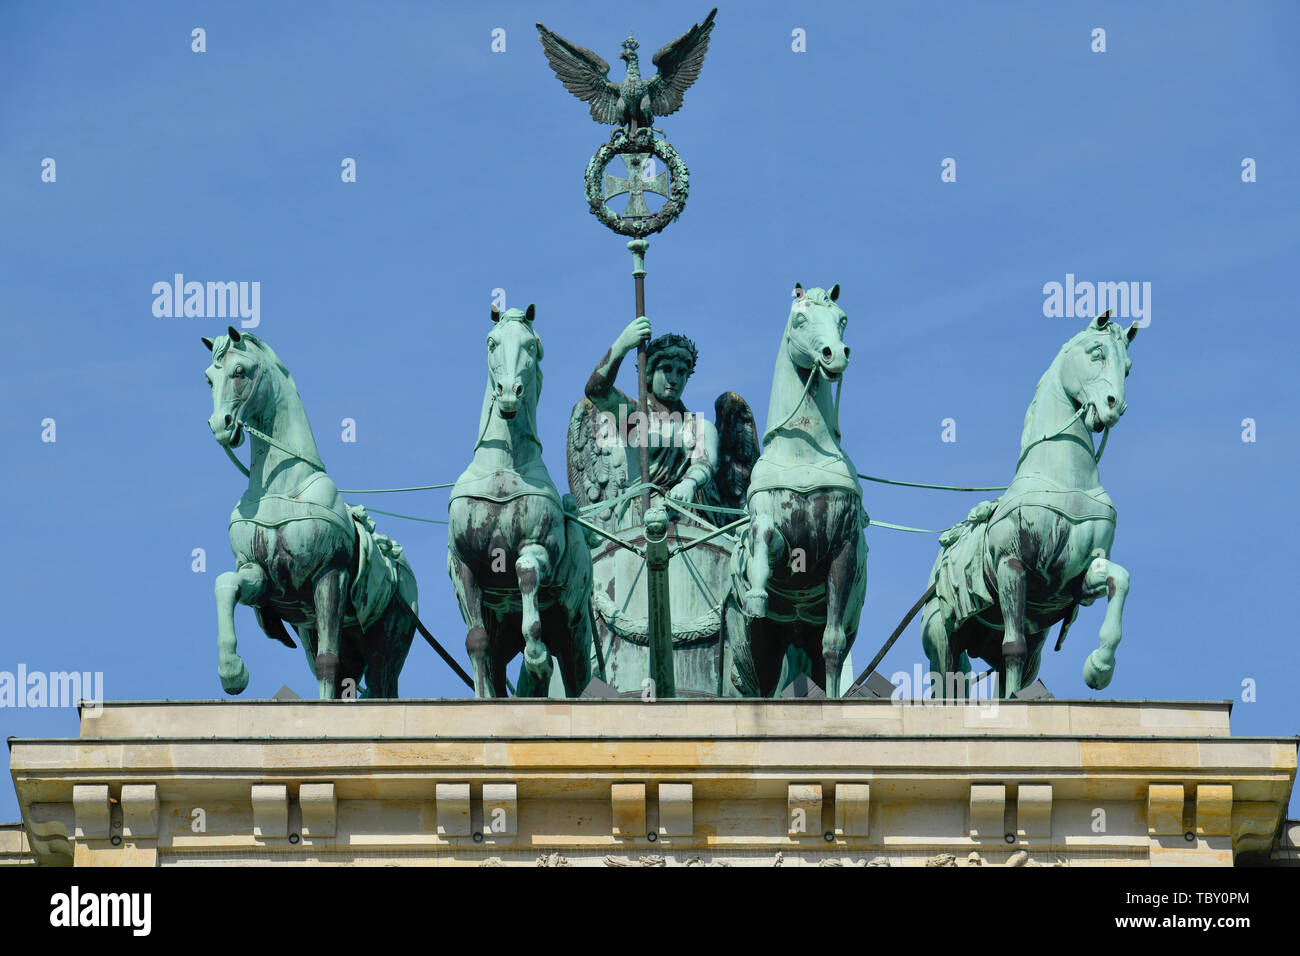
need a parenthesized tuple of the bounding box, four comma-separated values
(526, 658, 552, 680)
(524, 640, 549, 671)
(220, 658, 249, 695)
(743, 591, 768, 617)
(1083, 651, 1114, 690)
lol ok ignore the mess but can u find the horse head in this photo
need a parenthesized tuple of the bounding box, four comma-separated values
(203, 326, 275, 448)
(786, 283, 849, 381)
(488, 304, 542, 420)
(1057, 311, 1139, 433)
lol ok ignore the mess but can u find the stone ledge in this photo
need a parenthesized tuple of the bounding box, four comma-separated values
(0, 824, 35, 866)
(8, 699, 1294, 868)
(71, 698, 1236, 740)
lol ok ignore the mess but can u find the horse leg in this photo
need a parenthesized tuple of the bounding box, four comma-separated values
(489, 649, 512, 700)
(214, 563, 266, 694)
(1022, 630, 1046, 689)
(751, 617, 786, 698)
(297, 625, 318, 685)
(743, 513, 785, 618)
(1083, 557, 1130, 690)
(357, 610, 401, 700)
(542, 603, 582, 698)
(995, 556, 1028, 697)
(721, 598, 748, 697)
(727, 596, 761, 697)
(449, 550, 495, 698)
(560, 607, 591, 698)
(921, 603, 955, 700)
(516, 543, 554, 693)
(363, 598, 416, 699)
(312, 567, 348, 699)
(821, 532, 859, 699)
(338, 627, 366, 699)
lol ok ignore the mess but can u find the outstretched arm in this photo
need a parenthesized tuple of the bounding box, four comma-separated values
(585, 316, 651, 416)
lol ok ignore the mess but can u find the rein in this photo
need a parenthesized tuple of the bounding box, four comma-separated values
(221, 420, 326, 478)
(1015, 403, 1109, 470)
(762, 361, 842, 445)
(219, 356, 325, 478)
(474, 392, 498, 450)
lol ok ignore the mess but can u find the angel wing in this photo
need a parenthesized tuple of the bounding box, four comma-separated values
(712, 390, 758, 513)
(536, 23, 623, 125)
(647, 7, 718, 118)
(566, 398, 629, 534)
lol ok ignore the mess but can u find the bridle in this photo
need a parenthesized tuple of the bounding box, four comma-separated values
(217, 348, 325, 478)
(762, 347, 845, 446)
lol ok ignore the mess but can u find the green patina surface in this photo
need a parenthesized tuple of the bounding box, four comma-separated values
(567, 312, 756, 696)
(204, 328, 418, 700)
(730, 285, 867, 698)
(196, 11, 1143, 708)
(447, 307, 595, 699)
(921, 313, 1139, 698)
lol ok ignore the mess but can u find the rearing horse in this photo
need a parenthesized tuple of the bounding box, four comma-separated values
(448, 305, 594, 697)
(204, 328, 418, 699)
(730, 284, 867, 698)
(921, 312, 1139, 697)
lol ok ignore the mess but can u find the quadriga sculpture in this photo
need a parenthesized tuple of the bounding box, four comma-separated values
(921, 312, 1139, 698)
(204, 328, 418, 699)
(730, 284, 867, 698)
(448, 305, 595, 698)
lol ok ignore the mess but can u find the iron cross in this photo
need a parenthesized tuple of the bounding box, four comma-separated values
(603, 153, 670, 219)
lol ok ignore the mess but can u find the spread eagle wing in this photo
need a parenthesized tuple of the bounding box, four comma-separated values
(712, 390, 758, 513)
(567, 397, 629, 535)
(647, 7, 718, 119)
(536, 23, 623, 125)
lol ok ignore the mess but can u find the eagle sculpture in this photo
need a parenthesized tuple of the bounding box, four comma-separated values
(536, 8, 717, 131)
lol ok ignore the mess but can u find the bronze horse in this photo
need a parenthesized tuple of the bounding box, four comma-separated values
(921, 313, 1138, 698)
(205, 328, 418, 699)
(730, 285, 867, 698)
(447, 305, 595, 697)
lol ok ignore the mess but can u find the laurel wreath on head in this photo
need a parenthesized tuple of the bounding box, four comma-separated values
(584, 130, 690, 238)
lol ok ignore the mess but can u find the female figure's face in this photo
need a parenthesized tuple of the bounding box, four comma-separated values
(650, 351, 692, 403)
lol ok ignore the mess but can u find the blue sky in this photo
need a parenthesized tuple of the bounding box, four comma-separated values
(1, 1, 1297, 821)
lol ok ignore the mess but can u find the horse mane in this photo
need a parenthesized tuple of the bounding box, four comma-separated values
(1019, 322, 1129, 455)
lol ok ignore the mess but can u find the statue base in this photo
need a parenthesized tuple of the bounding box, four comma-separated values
(7, 698, 1296, 867)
